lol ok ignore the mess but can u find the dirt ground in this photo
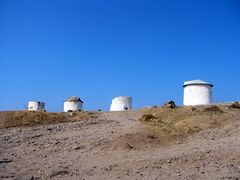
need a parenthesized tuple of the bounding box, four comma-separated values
(0, 105, 240, 180)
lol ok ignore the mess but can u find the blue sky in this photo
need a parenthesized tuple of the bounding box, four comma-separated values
(0, 0, 239, 111)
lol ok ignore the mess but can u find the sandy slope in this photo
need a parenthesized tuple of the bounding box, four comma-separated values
(0, 110, 240, 180)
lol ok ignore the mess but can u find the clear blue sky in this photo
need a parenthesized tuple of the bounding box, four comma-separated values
(0, 0, 239, 112)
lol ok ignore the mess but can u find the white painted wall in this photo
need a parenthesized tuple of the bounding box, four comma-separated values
(110, 96, 132, 111)
(28, 101, 45, 111)
(183, 85, 212, 106)
(64, 101, 83, 112)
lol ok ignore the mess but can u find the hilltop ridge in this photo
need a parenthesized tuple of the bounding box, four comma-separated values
(0, 103, 240, 179)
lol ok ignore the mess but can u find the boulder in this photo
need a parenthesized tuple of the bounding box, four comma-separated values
(162, 101, 177, 109)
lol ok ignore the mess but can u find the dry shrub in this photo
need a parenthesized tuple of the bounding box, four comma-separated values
(138, 104, 238, 144)
(0, 111, 98, 129)
(203, 105, 223, 113)
(0, 111, 68, 128)
(139, 114, 157, 122)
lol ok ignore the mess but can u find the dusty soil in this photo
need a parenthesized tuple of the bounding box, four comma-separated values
(0, 105, 240, 180)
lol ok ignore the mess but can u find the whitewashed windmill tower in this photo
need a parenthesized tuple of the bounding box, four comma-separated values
(110, 96, 132, 111)
(183, 80, 213, 106)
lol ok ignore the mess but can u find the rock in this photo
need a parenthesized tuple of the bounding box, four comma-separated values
(191, 107, 197, 111)
(30, 134, 43, 139)
(228, 102, 240, 109)
(0, 159, 12, 164)
(72, 145, 85, 150)
(206, 150, 211, 154)
(0, 175, 15, 179)
(47, 127, 53, 131)
(55, 141, 60, 145)
(50, 170, 69, 178)
(126, 143, 135, 150)
(162, 101, 177, 109)
(176, 170, 181, 176)
(30, 176, 40, 180)
(124, 171, 130, 176)
(104, 167, 109, 172)
(86, 169, 95, 176)
(195, 166, 200, 171)
(104, 165, 116, 172)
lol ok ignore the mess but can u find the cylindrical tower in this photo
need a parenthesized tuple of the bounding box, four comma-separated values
(64, 96, 83, 112)
(183, 80, 213, 106)
(28, 101, 45, 111)
(110, 96, 132, 111)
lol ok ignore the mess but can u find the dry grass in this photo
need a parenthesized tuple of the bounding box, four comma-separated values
(0, 111, 99, 129)
(139, 104, 240, 144)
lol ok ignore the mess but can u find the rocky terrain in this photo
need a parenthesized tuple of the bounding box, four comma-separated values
(0, 103, 240, 180)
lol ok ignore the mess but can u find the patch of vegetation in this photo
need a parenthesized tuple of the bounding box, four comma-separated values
(139, 105, 237, 143)
(0, 111, 98, 129)
(203, 105, 223, 113)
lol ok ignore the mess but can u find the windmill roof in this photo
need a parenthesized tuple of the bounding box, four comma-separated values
(183, 80, 213, 87)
